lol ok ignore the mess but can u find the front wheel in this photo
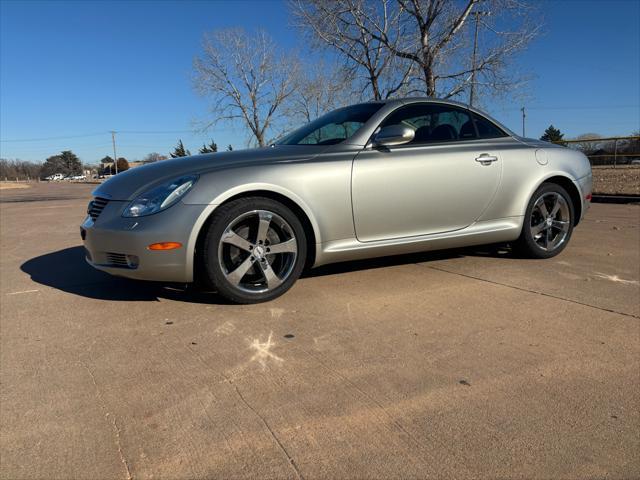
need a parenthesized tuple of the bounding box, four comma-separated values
(514, 183, 575, 259)
(202, 197, 307, 304)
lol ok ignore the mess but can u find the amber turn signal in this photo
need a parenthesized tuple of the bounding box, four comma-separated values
(148, 242, 182, 251)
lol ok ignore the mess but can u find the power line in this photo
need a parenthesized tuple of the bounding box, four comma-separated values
(0, 129, 198, 143)
(0, 132, 106, 143)
(499, 105, 640, 112)
(118, 130, 194, 134)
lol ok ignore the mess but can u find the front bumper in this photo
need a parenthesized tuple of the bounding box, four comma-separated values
(81, 199, 209, 282)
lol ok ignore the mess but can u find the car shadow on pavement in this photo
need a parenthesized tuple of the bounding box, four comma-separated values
(303, 243, 514, 278)
(20, 246, 232, 304)
(21, 244, 514, 303)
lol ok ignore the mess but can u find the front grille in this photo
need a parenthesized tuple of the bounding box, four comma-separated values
(105, 252, 129, 267)
(88, 197, 109, 221)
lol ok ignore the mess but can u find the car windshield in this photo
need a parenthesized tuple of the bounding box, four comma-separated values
(276, 103, 384, 146)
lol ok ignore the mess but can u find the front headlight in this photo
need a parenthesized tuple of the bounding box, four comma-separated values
(122, 175, 198, 217)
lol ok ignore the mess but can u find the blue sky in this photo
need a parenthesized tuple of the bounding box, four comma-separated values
(1, 0, 638, 164)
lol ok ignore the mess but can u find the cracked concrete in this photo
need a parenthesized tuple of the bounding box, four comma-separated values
(79, 360, 133, 480)
(1, 183, 639, 479)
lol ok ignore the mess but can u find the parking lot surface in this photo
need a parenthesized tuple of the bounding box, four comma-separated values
(1, 182, 639, 479)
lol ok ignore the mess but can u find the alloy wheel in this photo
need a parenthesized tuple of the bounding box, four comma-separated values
(529, 192, 571, 251)
(217, 210, 298, 293)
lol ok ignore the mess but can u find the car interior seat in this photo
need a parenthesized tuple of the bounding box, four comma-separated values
(429, 124, 457, 141)
(459, 121, 476, 139)
(412, 125, 431, 143)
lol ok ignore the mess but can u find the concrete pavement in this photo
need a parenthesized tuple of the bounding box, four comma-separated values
(1, 183, 638, 479)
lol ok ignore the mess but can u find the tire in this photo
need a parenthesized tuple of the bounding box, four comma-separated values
(514, 182, 575, 259)
(201, 197, 307, 304)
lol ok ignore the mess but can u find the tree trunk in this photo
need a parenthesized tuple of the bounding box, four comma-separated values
(370, 71, 381, 100)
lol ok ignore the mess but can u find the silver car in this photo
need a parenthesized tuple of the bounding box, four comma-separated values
(81, 98, 592, 303)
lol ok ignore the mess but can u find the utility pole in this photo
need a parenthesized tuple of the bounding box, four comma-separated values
(520, 107, 526, 137)
(469, 10, 489, 107)
(110, 131, 118, 175)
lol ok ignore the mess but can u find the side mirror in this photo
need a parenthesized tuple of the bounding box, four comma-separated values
(373, 125, 415, 147)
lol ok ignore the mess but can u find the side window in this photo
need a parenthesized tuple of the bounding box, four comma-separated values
(298, 121, 362, 145)
(472, 113, 508, 139)
(380, 104, 477, 144)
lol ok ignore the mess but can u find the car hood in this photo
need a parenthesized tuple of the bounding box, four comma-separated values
(93, 145, 328, 201)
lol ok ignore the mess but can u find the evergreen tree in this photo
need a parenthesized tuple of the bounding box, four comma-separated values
(170, 140, 191, 158)
(199, 140, 218, 154)
(41, 150, 82, 177)
(540, 125, 565, 143)
(227, 144, 233, 151)
(41, 155, 67, 177)
(60, 150, 82, 174)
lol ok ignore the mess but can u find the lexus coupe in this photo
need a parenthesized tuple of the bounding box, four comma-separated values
(81, 98, 592, 303)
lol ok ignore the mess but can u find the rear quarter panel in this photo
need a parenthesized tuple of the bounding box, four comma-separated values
(479, 141, 590, 222)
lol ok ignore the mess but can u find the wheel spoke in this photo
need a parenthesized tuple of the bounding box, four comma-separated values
(225, 255, 255, 286)
(256, 211, 272, 244)
(547, 231, 560, 250)
(549, 194, 561, 217)
(268, 237, 297, 254)
(531, 220, 547, 236)
(535, 197, 549, 217)
(222, 229, 253, 252)
(258, 260, 282, 289)
(545, 227, 552, 248)
(552, 219, 569, 232)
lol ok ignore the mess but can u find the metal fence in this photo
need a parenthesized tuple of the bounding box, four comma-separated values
(553, 136, 640, 167)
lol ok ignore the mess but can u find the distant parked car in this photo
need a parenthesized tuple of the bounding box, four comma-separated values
(45, 173, 65, 181)
(82, 98, 593, 303)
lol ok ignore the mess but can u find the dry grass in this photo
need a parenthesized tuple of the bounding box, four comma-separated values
(592, 166, 640, 195)
(0, 182, 31, 190)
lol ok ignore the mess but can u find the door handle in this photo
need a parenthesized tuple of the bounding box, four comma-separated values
(475, 153, 498, 165)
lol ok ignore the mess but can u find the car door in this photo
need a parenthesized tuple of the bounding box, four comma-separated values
(351, 103, 503, 242)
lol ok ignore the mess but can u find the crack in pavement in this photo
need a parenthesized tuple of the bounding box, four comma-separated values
(226, 378, 304, 480)
(420, 264, 639, 319)
(79, 360, 133, 480)
(185, 345, 303, 480)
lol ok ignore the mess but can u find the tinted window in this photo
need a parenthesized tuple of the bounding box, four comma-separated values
(277, 103, 383, 146)
(380, 104, 477, 144)
(472, 113, 508, 139)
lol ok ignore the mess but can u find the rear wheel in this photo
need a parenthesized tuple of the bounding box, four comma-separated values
(202, 197, 307, 303)
(515, 183, 575, 259)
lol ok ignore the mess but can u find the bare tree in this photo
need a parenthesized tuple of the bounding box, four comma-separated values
(285, 62, 352, 124)
(571, 133, 603, 154)
(294, 0, 540, 103)
(194, 29, 301, 147)
(0, 159, 43, 181)
(143, 152, 168, 163)
(290, 0, 414, 101)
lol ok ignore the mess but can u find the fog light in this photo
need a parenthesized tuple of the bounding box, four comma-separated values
(148, 242, 182, 251)
(126, 255, 139, 268)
